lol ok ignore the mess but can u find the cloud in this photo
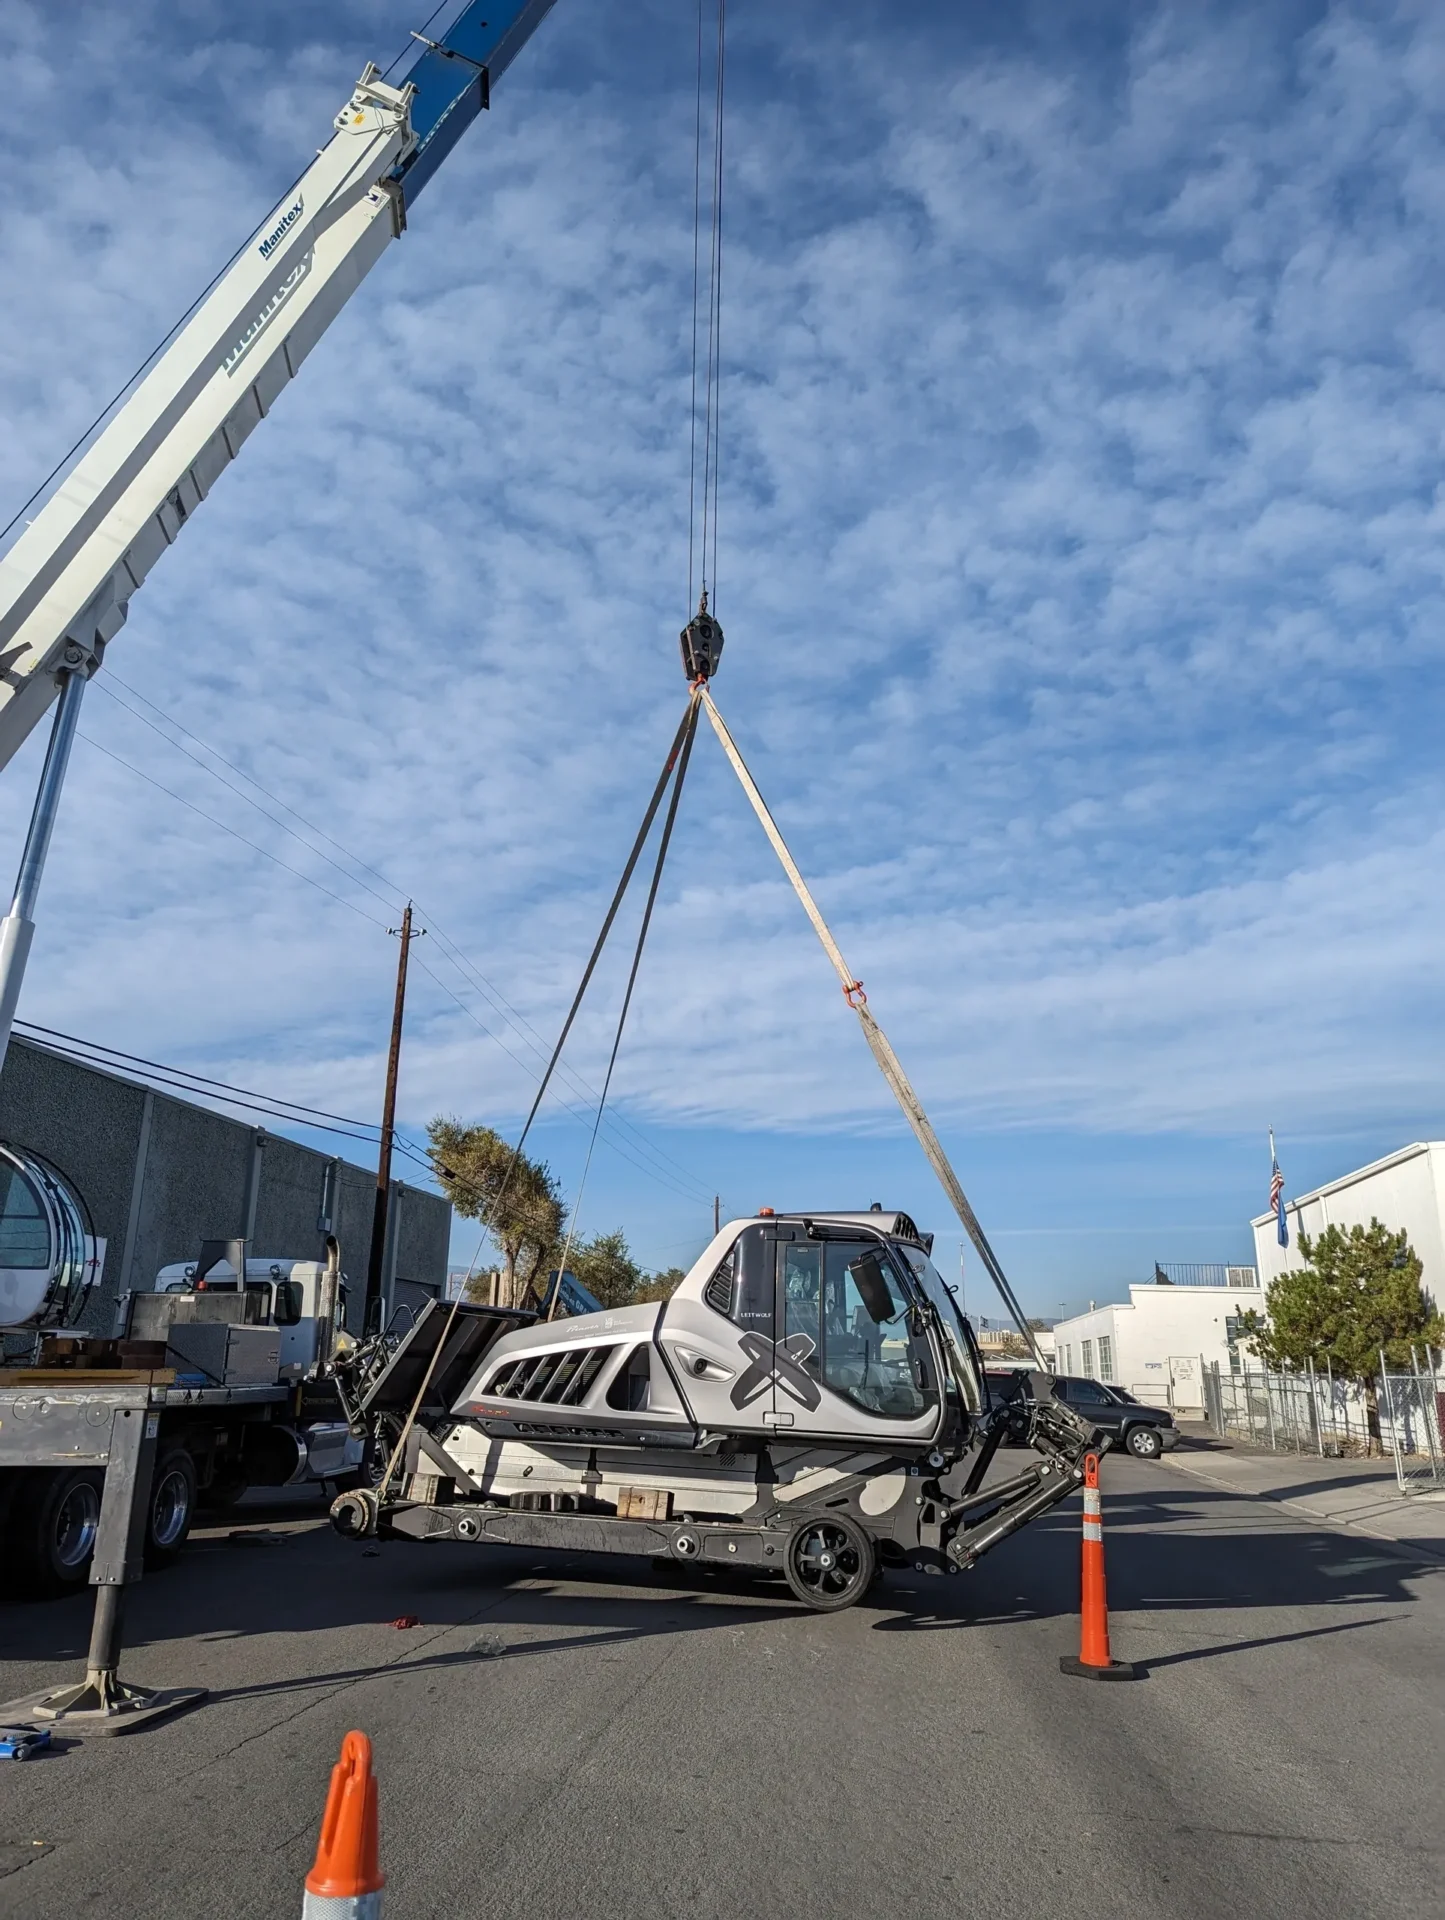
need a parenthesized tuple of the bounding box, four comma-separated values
(2, 0, 1444, 1211)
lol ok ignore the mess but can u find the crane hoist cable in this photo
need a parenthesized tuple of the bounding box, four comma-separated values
(686, 0, 727, 626)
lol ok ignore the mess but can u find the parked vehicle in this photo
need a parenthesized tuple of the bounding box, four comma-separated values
(1050, 1377, 1178, 1458)
(0, 1164, 372, 1596)
(986, 1369, 1178, 1459)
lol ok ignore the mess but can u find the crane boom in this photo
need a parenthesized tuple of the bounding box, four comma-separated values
(0, 0, 557, 774)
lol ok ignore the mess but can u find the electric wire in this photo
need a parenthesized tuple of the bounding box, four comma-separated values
(2, 1, 456, 553)
(90, 670, 715, 1203)
(0, 151, 310, 555)
(14, 1020, 436, 1175)
(409, 953, 710, 1206)
(76, 731, 392, 929)
(377, 697, 705, 1492)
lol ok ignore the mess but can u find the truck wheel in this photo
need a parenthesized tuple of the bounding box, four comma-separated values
(1125, 1425, 1163, 1460)
(8, 1467, 103, 1597)
(145, 1448, 198, 1568)
(783, 1515, 874, 1612)
(200, 1470, 249, 1511)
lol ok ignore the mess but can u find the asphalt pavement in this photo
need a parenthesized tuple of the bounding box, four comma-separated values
(1, 1448, 1440, 1919)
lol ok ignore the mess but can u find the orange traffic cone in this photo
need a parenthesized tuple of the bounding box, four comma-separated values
(303, 1730, 385, 1917)
(1059, 1452, 1135, 1681)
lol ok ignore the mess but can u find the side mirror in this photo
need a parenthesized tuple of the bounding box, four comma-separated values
(849, 1252, 895, 1325)
(274, 1279, 304, 1326)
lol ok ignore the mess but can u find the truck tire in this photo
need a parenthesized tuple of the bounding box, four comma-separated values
(1125, 1424, 1164, 1460)
(145, 1447, 198, 1568)
(783, 1514, 875, 1612)
(7, 1466, 103, 1597)
(200, 1469, 249, 1511)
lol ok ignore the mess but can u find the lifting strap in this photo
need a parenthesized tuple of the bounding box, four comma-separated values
(700, 686, 1047, 1371)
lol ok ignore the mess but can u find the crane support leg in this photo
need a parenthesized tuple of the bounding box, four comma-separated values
(0, 652, 90, 1072)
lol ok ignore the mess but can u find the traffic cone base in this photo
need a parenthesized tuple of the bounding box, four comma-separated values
(1059, 1652, 1136, 1680)
(1060, 1452, 1138, 1682)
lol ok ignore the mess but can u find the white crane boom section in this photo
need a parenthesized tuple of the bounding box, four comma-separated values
(0, 67, 418, 772)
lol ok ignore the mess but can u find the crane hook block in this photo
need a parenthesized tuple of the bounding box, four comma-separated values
(680, 603, 724, 683)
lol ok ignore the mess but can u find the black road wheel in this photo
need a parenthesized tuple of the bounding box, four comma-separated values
(1125, 1424, 1164, 1460)
(8, 1467, 103, 1596)
(145, 1447, 198, 1568)
(783, 1514, 875, 1612)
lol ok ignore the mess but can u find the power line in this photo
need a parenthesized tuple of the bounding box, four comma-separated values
(91, 669, 715, 1201)
(76, 731, 392, 929)
(1, 8, 460, 554)
(16, 1020, 436, 1176)
(411, 955, 713, 1206)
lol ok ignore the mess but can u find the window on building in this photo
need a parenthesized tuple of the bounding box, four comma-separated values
(1097, 1336, 1114, 1383)
(1080, 1338, 1093, 1377)
(1061, 1343, 1072, 1374)
(1225, 1313, 1244, 1374)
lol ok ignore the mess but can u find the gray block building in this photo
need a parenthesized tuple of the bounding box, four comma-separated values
(0, 1036, 450, 1336)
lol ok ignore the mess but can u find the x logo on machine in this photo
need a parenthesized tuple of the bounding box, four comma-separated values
(730, 1333, 822, 1412)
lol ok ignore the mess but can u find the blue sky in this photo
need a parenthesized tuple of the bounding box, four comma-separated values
(3, 0, 1445, 1313)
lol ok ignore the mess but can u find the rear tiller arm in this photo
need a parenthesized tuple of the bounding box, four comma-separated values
(943, 1399, 1109, 1571)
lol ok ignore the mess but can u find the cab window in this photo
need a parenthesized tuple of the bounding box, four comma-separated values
(704, 1225, 773, 1338)
(785, 1239, 937, 1422)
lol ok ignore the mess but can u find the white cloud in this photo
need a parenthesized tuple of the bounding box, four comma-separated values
(2, 0, 1444, 1210)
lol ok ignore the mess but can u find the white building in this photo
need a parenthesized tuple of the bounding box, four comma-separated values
(1251, 1142, 1445, 1299)
(1052, 1270, 1261, 1416)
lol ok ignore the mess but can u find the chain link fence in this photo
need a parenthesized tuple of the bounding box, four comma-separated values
(1378, 1350, 1445, 1494)
(1201, 1350, 1445, 1492)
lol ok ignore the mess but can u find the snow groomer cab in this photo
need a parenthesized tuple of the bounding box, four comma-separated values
(332, 1210, 1107, 1611)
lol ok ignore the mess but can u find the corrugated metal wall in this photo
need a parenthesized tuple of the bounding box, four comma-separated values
(0, 1037, 449, 1333)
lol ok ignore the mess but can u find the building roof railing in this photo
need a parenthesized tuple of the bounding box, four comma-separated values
(1150, 1262, 1258, 1288)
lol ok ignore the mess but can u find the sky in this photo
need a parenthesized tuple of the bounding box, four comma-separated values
(2, 0, 1445, 1315)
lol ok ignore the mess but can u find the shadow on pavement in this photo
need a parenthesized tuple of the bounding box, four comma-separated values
(1, 1474, 1435, 1698)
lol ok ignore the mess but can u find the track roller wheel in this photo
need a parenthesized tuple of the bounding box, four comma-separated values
(783, 1513, 874, 1612)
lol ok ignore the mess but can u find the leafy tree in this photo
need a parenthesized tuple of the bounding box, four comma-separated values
(427, 1118, 565, 1309)
(566, 1230, 644, 1309)
(634, 1265, 687, 1305)
(1238, 1219, 1443, 1441)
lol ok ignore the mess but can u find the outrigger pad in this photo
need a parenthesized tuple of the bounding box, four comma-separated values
(0, 1682, 208, 1736)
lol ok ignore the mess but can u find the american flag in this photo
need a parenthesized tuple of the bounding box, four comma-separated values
(1268, 1132, 1288, 1249)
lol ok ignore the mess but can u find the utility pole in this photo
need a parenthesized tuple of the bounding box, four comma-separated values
(714, 1194, 720, 1236)
(365, 903, 420, 1333)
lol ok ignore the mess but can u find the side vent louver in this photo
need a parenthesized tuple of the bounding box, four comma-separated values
(704, 1252, 734, 1317)
(485, 1346, 611, 1406)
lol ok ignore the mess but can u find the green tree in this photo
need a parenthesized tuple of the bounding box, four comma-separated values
(427, 1118, 565, 1309)
(634, 1264, 687, 1305)
(566, 1230, 644, 1309)
(1238, 1219, 1443, 1442)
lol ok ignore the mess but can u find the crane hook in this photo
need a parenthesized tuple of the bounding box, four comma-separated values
(680, 589, 724, 685)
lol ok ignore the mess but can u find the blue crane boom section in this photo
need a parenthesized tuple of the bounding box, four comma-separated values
(391, 0, 561, 207)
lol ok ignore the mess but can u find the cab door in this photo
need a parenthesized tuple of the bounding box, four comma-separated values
(658, 1222, 782, 1436)
(770, 1234, 940, 1444)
